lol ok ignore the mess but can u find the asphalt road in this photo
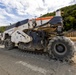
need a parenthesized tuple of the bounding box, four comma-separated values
(0, 45, 76, 75)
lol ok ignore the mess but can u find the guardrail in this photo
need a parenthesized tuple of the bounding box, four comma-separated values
(65, 31, 76, 41)
(66, 31, 76, 37)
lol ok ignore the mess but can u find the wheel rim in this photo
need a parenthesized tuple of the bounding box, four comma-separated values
(54, 43, 67, 55)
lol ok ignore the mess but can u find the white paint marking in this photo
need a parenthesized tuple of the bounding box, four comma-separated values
(16, 61, 47, 74)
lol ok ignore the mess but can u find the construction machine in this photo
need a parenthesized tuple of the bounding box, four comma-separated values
(1, 10, 75, 61)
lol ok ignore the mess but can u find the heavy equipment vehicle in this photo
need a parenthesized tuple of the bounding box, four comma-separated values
(1, 10, 75, 61)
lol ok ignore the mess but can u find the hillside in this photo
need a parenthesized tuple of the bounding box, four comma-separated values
(61, 4, 76, 30)
(0, 26, 6, 33)
(42, 4, 76, 30)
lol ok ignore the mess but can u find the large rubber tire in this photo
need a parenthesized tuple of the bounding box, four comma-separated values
(48, 36, 75, 61)
(4, 38, 14, 50)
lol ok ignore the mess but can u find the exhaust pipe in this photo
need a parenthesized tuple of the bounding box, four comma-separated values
(56, 9, 61, 16)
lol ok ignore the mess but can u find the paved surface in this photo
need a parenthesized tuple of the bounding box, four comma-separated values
(0, 45, 76, 75)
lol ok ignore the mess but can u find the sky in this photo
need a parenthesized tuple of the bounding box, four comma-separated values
(0, 0, 76, 26)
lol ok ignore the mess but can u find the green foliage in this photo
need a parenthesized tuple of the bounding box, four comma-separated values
(42, 12, 55, 17)
(61, 4, 76, 30)
(42, 4, 76, 31)
(0, 26, 6, 32)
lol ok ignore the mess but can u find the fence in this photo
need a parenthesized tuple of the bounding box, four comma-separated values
(65, 31, 76, 37)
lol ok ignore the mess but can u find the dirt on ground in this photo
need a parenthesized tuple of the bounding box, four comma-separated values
(0, 45, 76, 75)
